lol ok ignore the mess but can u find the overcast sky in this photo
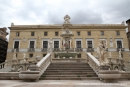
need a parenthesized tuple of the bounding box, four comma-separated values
(0, 0, 130, 33)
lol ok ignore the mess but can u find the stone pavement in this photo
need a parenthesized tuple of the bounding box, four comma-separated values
(0, 80, 129, 87)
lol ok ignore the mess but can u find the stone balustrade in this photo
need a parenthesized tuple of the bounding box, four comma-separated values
(19, 53, 52, 81)
(86, 52, 100, 74)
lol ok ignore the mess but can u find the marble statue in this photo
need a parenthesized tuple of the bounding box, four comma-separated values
(13, 49, 16, 59)
(23, 53, 27, 63)
(119, 49, 122, 59)
(47, 38, 53, 53)
(64, 15, 70, 23)
(97, 40, 108, 65)
(37, 36, 40, 48)
(23, 53, 26, 58)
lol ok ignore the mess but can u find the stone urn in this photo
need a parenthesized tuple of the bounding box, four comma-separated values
(98, 70, 121, 82)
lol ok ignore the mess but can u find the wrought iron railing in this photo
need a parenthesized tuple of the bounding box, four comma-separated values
(75, 48, 83, 52)
(117, 48, 124, 51)
(28, 48, 35, 52)
(41, 48, 47, 52)
(86, 48, 94, 52)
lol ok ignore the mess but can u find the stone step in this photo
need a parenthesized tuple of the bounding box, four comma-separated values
(48, 66, 91, 68)
(41, 62, 98, 80)
(45, 70, 94, 72)
(50, 63, 88, 65)
(47, 67, 92, 70)
(41, 75, 98, 77)
(40, 77, 99, 80)
(44, 72, 96, 75)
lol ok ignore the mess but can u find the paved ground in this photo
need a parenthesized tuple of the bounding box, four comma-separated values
(0, 80, 129, 87)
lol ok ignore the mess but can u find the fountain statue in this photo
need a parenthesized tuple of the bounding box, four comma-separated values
(64, 15, 70, 24)
(47, 38, 53, 53)
(56, 15, 77, 58)
(97, 40, 108, 65)
(13, 49, 17, 60)
(119, 49, 122, 59)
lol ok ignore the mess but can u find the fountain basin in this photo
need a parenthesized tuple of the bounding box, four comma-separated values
(57, 52, 77, 58)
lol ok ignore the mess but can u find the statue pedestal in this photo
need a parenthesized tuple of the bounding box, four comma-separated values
(98, 70, 121, 82)
(100, 65, 110, 70)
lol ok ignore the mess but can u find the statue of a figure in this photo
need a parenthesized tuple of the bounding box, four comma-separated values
(119, 49, 122, 59)
(64, 38, 69, 49)
(23, 53, 26, 58)
(37, 36, 40, 48)
(47, 38, 53, 53)
(64, 15, 70, 23)
(97, 40, 108, 65)
(13, 49, 16, 59)
(23, 53, 27, 63)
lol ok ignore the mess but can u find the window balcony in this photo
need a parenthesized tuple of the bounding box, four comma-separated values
(41, 48, 47, 52)
(75, 48, 83, 52)
(61, 48, 74, 52)
(53, 48, 60, 52)
(87, 48, 94, 52)
(117, 48, 124, 51)
(12, 48, 19, 52)
(28, 48, 35, 52)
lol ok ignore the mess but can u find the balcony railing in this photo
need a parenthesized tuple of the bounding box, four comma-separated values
(28, 48, 35, 52)
(12, 48, 19, 52)
(41, 48, 47, 52)
(75, 48, 83, 52)
(117, 48, 124, 51)
(53, 48, 60, 52)
(87, 48, 94, 52)
(61, 48, 74, 52)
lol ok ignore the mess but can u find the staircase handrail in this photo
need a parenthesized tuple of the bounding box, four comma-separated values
(36, 53, 52, 75)
(86, 52, 100, 74)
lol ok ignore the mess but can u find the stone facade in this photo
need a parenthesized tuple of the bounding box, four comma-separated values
(7, 21, 130, 61)
(126, 19, 130, 50)
(0, 27, 8, 63)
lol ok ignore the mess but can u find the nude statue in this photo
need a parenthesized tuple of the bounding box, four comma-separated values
(64, 15, 70, 23)
(97, 40, 108, 65)
(13, 49, 16, 59)
(47, 38, 53, 53)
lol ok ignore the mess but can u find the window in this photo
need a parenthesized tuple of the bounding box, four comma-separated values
(29, 41, 35, 48)
(55, 32, 58, 36)
(101, 31, 104, 36)
(29, 54, 33, 58)
(87, 41, 93, 48)
(43, 41, 48, 48)
(16, 32, 19, 36)
(117, 41, 122, 48)
(77, 32, 80, 36)
(43, 54, 46, 57)
(54, 41, 59, 48)
(76, 41, 81, 48)
(14, 41, 19, 48)
(77, 54, 81, 58)
(116, 31, 120, 36)
(88, 31, 91, 36)
(31, 32, 35, 36)
(44, 32, 48, 36)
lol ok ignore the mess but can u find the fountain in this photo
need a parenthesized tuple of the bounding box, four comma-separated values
(57, 15, 77, 58)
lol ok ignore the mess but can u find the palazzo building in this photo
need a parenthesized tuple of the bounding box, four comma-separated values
(0, 27, 8, 63)
(6, 17, 130, 61)
(126, 19, 130, 50)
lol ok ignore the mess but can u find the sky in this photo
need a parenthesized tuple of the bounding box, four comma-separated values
(0, 0, 130, 39)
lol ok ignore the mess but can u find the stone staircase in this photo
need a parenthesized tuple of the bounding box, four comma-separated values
(40, 62, 99, 80)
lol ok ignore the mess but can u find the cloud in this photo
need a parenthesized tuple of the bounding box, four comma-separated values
(0, 0, 130, 27)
